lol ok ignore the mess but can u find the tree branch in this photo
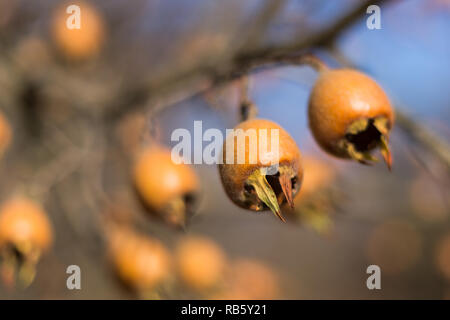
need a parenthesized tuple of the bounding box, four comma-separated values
(396, 111, 450, 172)
(107, 0, 391, 120)
(233, 0, 388, 66)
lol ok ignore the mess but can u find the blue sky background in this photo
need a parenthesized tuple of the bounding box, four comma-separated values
(157, 0, 449, 158)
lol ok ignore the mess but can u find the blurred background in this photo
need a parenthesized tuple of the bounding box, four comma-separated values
(0, 0, 449, 299)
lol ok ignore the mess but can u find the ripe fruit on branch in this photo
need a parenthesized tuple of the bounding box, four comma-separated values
(51, 1, 104, 60)
(0, 197, 53, 255)
(108, 226, 172, 292)
(133, 146, 200, 229)
(219, 119, 303, 222)
(0, 196, 53, 287)
(308, 69, 394, 169)
(0, 112, 11, 159)
(175, 235, 226, 291)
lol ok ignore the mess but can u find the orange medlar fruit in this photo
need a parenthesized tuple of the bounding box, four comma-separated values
(0, 196, 53, 287)
(175, 235, 226, 291)
(133, 146, 200, 229)
(308, 69, 394, 169)
(219, 119, 303, 222)
(107, 226, 172, 292)
(51, 1, 105, 60)
(0, 111, 11, 159)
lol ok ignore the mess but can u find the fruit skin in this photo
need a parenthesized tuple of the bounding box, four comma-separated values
(133, 146, 200, 227)
(0, 197, 53, 252)
(108, 226, 172, 290)
(308, 69, 394, 159)
(175, 235, 226, 291)
(0, 112, 11, 158)
(51, 1, 104, 60)
(219, 119, 302, 216)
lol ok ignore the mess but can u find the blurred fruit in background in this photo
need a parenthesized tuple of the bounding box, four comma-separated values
(366, 219, 422, 275)
(285, 156, 338, 234)
(296, 156, 335, 198)
(50, 1, 105, 60)
(0, 196, 53, 288)
(175, 235, 226, 292)
(107, 225, 172, 295)
(133, 146, 200, 229)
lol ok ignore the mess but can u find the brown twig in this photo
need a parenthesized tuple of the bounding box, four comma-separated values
(239, 76, 258, 122)
(396, 110, 450, 172)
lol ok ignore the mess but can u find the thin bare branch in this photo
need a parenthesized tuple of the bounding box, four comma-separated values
(396, 111, 450, 171)
(107, 0, 391, 120)
(239, 76, 258, 122)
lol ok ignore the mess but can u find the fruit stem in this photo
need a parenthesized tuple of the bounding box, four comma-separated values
(296, 54, 329, 73)
(239, 76, 258, 122)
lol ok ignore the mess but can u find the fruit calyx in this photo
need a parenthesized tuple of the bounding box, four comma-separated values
(245, 165, 298, 222)
(0, 241, 40, 288)
(162, 193, 197, 230)
(339, 117, 392, 170)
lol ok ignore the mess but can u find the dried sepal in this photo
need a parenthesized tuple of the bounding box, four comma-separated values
(0, 243, 41, 289)
(278, 166, 295, 209)
(247, 169, 285, 222)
